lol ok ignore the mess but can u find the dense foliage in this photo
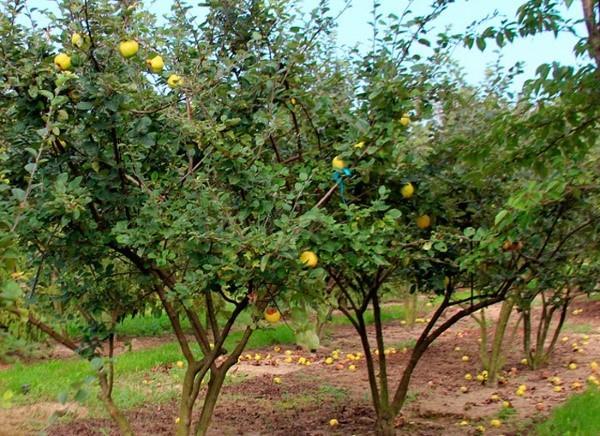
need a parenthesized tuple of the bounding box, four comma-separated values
(1, 0, 599, 435)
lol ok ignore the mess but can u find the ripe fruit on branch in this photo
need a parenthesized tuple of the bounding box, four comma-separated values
(264, 307, 281, 323)
(146, 55, 164, 73)
(299, 250, 318, 268)
(119, 40, 139, 58)
(54, 53, 72, 71)
(401, 182, 415, 199)
(167, 74, 183, 88)
(332, 156, 346, 170)
(399, 113, 410, 127)
(71, 33, 83, 48)
(416, 214, 431, 229)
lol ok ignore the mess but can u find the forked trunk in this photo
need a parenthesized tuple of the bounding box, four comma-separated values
(194, 370, 227, 436)
(375, 413, 396, 436)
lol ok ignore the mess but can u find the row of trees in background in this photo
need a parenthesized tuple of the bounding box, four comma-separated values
(1, 0, 599, 435)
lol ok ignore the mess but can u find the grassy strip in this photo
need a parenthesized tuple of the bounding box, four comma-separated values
(0, 299, 436, 413)
(536, 386, 600, 436)
(0, 325, 295, 409)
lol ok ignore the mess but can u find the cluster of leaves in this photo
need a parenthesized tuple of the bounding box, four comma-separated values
(1, 0, 599, 434)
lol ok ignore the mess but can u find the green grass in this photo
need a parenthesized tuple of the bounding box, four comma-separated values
(392, 338, 417, 350)
(0, 324, 296, 411)
(317, 384, 349, 402)
(116, 312, 191, 337)
(275, 384, 349, 411)
(563, 323, 594, 334)
(0, 302, 426, 415)
(536, 386, 600, 436)
(497, 404, 517, 421)
(329, 304, 408, 326)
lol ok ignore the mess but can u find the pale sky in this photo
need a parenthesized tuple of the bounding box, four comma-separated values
(24, 0, 587, 90)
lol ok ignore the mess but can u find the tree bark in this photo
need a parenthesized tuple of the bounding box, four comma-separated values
(375, 412, 396, 436)
(487, 298, 514, 383)
(582, 0, 600, 68)
(98, 372, 133, 436)
(194, 370, 227, 436)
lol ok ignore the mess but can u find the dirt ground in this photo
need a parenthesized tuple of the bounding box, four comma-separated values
(4, 298, 600, 436)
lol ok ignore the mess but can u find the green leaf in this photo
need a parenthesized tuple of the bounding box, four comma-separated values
(74, 388, 89, 403)
(57, 391, 68, 405)
(11, 188, 26, 202)
(1, 281, 23, 301)
(476, 37, 486, 51)
(76, 101, 94, 110)
(90, 357, 104, 371)
(463, 227, 476, 237)
(433, 241, 447, 252)
(260, 254, 270, 272)
(494, 210, 508, 226)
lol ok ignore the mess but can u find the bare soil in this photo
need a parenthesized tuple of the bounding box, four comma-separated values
(6, 299, 600, 435)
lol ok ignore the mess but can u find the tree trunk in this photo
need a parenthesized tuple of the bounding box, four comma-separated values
(375, 412, 396, 436)
(176, 365, 198, 436)
(582, 0, 600, 68)
(194, 370, 226, 436)
(476, 308, 490, 370)
(487, 298, 514, 383)
(98, 372, 133, 436)
(522, 308, 534, 368)
(404, 290, 417, 327)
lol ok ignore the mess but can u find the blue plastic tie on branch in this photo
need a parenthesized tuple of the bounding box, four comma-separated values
(332, 167, 352, 204)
